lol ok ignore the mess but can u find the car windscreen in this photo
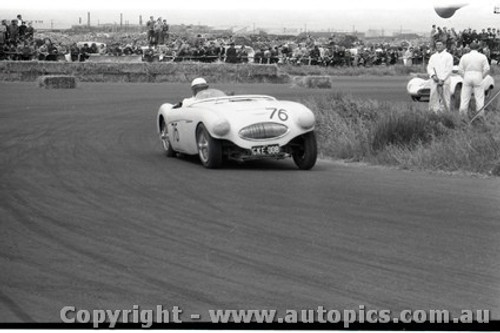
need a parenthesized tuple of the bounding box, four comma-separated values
(195, 89, 227, 100)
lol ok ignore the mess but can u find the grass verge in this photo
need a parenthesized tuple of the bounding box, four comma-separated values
(281, 63, 498, 77)
(303, 92, 500, 176)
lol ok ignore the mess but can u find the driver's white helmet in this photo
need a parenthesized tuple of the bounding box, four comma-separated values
(191, 77, 208, 88)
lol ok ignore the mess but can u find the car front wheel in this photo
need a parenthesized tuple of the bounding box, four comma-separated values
(292, 131, 317, 170)
(196, 124, 223, 169)
(160, 119, 176, 157)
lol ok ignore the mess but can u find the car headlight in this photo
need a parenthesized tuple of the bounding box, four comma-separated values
(296, 112, 315, 130)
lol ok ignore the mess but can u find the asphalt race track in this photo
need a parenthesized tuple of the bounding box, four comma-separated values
(1, 80, 499, 324)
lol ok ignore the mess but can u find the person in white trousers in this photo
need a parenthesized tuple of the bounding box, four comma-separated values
(426, 41, 453, 113)
(457, 42, 491, 117)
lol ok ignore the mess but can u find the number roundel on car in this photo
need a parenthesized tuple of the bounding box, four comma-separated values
(267, 107, 288, 121)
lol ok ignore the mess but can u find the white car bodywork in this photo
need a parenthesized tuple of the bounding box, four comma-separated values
(157, 89, 317, 169)
(407, 72, 495, 102)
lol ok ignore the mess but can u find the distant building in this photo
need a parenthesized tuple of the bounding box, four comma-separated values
(392, 32, 421, 39)
(366, 29, 385, 38)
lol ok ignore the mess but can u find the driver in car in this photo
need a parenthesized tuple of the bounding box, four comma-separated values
(175, 77, 209, 108)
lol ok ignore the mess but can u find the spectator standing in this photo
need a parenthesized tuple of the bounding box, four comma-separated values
(441, 27, 449, 45)
(271, 46, 279, 64)
(462, 28, 472, 47)
(281, 44, 291, 63)
(442, 27, 452, 49)
(427, 41, 453, 113)
(146, 16, 155, 46)
(15, 14, 23, 26)
(457, 42, 490, 117)
(69, 43, 79, 62)
(18, 21, 27, 41)
(479, 29, 488, 44)
(482, 43, 491, 64)
(155, 17, 163, 46)
(486, 28, 495, 49)
(25, 21, 34, 41)
(0, 20, 7, 46)
(403, 47, 413, 66)
(263, 47, 271, 64)
(449, 28, 458, 50)
(161, 19, 169, 45)
(470, 29, 479, 43)
(225, 43, 238, 63)
(253, 48, 263, 64)
(430, 25, 437, 50)
(8, 20, 18, 45)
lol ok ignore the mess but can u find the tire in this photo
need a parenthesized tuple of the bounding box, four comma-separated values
(196, 124, 223, 169)
(452, 84, 462, 111)
(411, 96, 421, 102)
(485, 86, 493, 98)
(292, 131, 317, 170)
(160, 118, 176, 157)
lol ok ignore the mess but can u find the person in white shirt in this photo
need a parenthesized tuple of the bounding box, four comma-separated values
(426, 41, 454, 113)
(457, 42, 490, 117)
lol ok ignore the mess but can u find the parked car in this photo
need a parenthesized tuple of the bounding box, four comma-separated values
(407, 67, 495, 109)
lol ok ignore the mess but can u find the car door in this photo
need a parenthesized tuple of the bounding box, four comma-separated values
(167, 105, 198, 155)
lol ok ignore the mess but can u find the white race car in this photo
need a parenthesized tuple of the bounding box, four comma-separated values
(407, 70, 495, 108)
(157, 89, 317, 169)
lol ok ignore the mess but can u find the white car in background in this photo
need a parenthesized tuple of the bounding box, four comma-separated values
(407, 67, 495, 108)
(157, 89, 317, 169)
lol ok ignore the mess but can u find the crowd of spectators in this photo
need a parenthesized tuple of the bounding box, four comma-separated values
(429, 25, 499, 65)
(0, 14, 37, 60)
(1, 14, 499, 67)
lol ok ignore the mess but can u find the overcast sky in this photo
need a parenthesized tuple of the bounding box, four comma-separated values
(1, 0, 498, 32)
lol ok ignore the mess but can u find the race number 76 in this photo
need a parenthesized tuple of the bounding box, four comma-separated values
(267, 107, 288, 121)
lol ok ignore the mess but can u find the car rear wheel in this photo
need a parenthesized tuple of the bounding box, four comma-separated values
(411, 96, 421, 102)
(196, 124, 222, 169)
(292, 131, 317, 170)
(485, 86, 493, 98)
(452, 84, 462, 111)
(160, 118, 176, 157)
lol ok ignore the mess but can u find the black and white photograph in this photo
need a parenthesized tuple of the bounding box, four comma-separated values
(0, 0, 499, 329)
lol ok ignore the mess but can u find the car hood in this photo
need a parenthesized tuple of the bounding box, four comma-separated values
(191, 99, 306, 126)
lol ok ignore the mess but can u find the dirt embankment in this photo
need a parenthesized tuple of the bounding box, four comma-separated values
(0, 61, 290, 84)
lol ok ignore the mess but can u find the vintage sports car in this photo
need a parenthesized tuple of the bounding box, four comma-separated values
(157, 89, 317, 169)
(407, 68, 494, 108)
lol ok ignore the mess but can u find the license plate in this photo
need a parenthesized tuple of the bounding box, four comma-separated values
(251, 144, 280, 156)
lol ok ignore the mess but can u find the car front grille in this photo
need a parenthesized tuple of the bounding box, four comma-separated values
(239, 122, 288, 140)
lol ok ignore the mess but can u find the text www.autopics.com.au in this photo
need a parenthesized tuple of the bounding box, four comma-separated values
(60, 305, 490, 328)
